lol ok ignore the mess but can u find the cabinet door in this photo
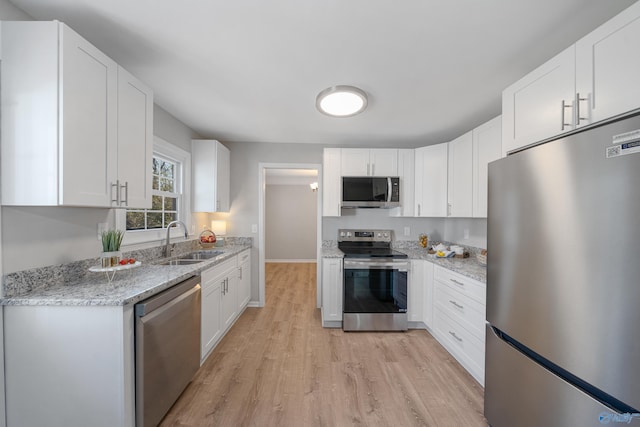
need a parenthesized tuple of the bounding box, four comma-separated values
(201, 274, 222, 361)
(238, 251, 251, 309)
(340, 149, 370, 176)
(408, 260, 425, 323)
(321, 258, 343, 325)
(422, 261, 435, 329)
(447, 132, 473, 217)
(576, 2, 640, 127)
(216, 143, 231, 212)
(117, 66, 153, 209)
(502, 46, 575, 155)
(415, 143, 448, 217)
(397, 149, 415, 217)
(192, 140, 229, 212)
(370, 149, 398, 176)
(60, 24, 118, 206)
(322, 148, 342, 216)
(221, 272, 238, 331)
(472, 116, 502, 218)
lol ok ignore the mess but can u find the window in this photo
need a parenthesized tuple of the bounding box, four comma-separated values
(117, 136, 191, 246)
(126, 156, 180, 230)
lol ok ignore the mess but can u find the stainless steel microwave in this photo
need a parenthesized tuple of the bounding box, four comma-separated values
(342, 177, 400, 208)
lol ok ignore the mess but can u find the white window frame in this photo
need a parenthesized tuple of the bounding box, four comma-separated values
(117, 136, 192, 247)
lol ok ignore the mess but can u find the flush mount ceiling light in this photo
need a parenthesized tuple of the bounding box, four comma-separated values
(316, 85, 368, 117)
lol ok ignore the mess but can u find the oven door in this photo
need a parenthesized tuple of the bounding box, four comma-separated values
(343, 259, 409, 331)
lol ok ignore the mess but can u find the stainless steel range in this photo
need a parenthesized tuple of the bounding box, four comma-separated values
(338, 229, 409, 331)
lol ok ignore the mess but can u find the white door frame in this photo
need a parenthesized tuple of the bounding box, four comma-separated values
(258, 162, 323, 308)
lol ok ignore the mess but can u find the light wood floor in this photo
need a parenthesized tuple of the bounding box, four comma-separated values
(161, 263, 488, 426)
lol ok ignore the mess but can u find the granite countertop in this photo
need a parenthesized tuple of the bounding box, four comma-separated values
(1, 245, 251, 307)
(322, 246, 486, 284)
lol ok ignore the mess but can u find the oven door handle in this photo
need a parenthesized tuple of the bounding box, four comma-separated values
(387, 177, 392, 203)
(344, 260, 410, 271)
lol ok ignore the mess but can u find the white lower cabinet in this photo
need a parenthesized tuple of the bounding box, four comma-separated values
(4, 305, 136, 427)
(408, 259, 434, 330)
(201, 269, 223, 362)
(201, 252, 251, 364)
(431, 265, 486, 385)
(237, 250, 251, 309)
(321, 258, 343, 327)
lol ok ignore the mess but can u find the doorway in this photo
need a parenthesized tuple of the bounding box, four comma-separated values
(258, 163, 322, 308)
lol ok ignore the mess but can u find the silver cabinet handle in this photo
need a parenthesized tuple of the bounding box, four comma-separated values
(417, 204, 421, 216)
(111, 180, 120, 205)
(449, 300, 464, 309)
(576, 92, 589, 126)
(449, 331, 463, 342)
(371, 163, 375, 176)
(238, 267, 243, 280)
(216, 200, 220, 211)
(366, 163, 370, 176)
(447, 203, 452, 217)
(450, 279, 465, 287)
(561, 99, 573, 131)
(120, 181, 129, 207)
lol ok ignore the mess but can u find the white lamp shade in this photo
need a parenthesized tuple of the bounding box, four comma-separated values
(211, 220, 227, 236)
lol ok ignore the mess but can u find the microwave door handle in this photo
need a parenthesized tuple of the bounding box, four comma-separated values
(387, 177, 392, 203)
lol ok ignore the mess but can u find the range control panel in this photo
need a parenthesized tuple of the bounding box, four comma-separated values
(338, 229, 392, 242)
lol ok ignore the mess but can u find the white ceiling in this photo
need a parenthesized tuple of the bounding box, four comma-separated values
(9, 0, 637, 147)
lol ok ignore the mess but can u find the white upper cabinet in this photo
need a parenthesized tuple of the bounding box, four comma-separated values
(414, 143, 448, 217)
(502, 46, 575, 156)
(397, 149, 415, 217)
(117, 67, 153, 209)
(322, 148, 342, 216)
(472, 116, 502, 218)
(575, 1, 640, 127)
(340, 148, 398, 176)
(447, 131, 473, 217)
(192, 140, 231, 212)
(1, 21, 152, 208)
(503, 2, 640, 154)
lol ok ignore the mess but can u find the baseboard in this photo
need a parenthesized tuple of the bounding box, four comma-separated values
(265, 259, 317, 263)
(247, 301, 262, 308)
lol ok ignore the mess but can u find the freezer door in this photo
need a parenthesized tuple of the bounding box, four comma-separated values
(487, 113, 640, 410)
(485, 326, 627, 427)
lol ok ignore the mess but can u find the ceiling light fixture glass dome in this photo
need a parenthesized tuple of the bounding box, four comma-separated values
(316, 85, 368, 117)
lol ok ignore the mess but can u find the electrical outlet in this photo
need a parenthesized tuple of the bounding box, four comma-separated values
(403, 226, 410, 236)
(251, 224, 258, 233)
(464, 229, 470, 239)
(97, 223, 107, 240)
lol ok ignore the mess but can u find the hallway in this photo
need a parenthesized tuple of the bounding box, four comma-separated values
(161, 263, 487, 426)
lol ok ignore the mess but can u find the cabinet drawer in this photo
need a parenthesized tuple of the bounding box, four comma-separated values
(434, 306, 485, 384)
(238, 250, 250, 264)
(434, 266, 485, 305)
(202, 257, 237, 286)
(434, 282, 485, 339)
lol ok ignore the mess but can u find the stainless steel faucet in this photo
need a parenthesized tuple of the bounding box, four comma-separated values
(164, 220, 189, 257)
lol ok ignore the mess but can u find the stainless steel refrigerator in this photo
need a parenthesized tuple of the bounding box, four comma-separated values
(485, 112, 640, 426)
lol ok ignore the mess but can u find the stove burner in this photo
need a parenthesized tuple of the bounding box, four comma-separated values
(337, 228, 407, 259)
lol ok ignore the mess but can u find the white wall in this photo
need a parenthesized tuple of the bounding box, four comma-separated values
(265, 184, 317, 261)
(443, 217, 488, 249)
(323, 211, 446, 243)
(221, 141, 324, 299)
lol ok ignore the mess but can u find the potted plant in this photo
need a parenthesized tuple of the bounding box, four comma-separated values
(100, 229, 124, 267)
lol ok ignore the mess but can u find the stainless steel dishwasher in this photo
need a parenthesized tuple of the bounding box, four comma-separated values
(135, 275, 201, 427)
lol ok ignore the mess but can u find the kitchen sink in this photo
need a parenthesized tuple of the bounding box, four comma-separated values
(157, 259, 204, 266)
(179, 250, 223, 260)
(156, 250, 223, 266)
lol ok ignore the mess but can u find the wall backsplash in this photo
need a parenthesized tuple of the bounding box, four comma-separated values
(322, 209, 487, 249)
